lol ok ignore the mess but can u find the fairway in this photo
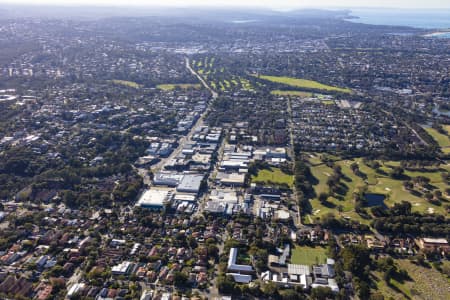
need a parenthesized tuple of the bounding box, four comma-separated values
(240, 78, 254, 91)
(251, 167, 294, 188)
(111, 80, 141, 88)
(443, 124, 450, 135)
(306, 155, 449, 223)
(424, 126, 450, 153)
(156, 84, 202, 90)
(258, 75, 352, 93)
(291, 246, 327, 265)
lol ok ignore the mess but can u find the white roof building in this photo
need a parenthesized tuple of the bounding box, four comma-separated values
(67, 283, 86, 298)
(288, 264, 311, 276)
(226, 273, 252, 283)
(176, 174, 204, 194)
(137, 189, 173, 209)
(227, 248, 253, 273)
(112, 261, 132, 275)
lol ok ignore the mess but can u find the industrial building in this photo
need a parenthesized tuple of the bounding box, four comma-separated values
(136, 189, 173, 209)
(153, 172, 184, 187)
(176, 174, 204, 194)
(216, 172, 246, 186)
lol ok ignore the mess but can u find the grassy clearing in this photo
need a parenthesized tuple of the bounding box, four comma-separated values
(424, 126, 450, 153)
(252, 167, 294, 188)
(290, 246, 327, 265)
(257, 75, 352, 94)
(270, 90, 313, 97)
(443, 125, 450, 135)
(372, 259, 450, 299)
(111, 80, 141, 88)
(397, 259, 450, 299)
(156, 84, 201, 90)
(372, 270, 411, 300)
(306, 155, 448, 223)
(403, 260, 450, 298)
(322, 100, 335, 105)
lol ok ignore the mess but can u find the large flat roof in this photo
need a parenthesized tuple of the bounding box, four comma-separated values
(422, 238, 448, 244)
(288, 264, 311, 276)
(137, 189, 172, 207)
(153, 172, 184, 186)
(209, 189, 238, 203)
(177, 174, 204, 192)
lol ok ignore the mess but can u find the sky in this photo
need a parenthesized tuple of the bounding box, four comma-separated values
(0, 0, 449, 10)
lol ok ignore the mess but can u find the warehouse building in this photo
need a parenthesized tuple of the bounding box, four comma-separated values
(176, 174, 204, 194)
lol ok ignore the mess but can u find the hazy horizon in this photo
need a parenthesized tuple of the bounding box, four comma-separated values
(0, 0, 449, 10)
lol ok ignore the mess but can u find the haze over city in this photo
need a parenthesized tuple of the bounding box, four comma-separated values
(0, 0, 449, 9)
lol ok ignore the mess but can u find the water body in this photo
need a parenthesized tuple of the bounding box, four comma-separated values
(432, 105, 450, 117)
(425, 32, 450, 39)
(231, 19, 258, 24)
(347, 9, 450, 29)
(364, 193, 387, 207)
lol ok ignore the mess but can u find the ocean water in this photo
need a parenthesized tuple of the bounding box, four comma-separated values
(347, 9, 450, 29)
(428, 32, 450, 38)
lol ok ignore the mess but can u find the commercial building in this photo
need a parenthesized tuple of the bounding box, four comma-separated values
(176, 174, 204, 194)
(153, 172, 184, 187)
(216, 172, 246, 186)
(136, 189, 173, 209)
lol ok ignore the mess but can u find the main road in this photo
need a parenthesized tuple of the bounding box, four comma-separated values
(287, 97, 303, 228)
(185, 57, 218, 99)
(137, 57, 219, 182)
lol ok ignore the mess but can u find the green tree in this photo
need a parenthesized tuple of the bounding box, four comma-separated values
(173, 271, 188, 287)
(261, 281, 278, 297)
(340, 245, 371, 278)
(217, 275, 235, 294)
(310, 286, 334, 300)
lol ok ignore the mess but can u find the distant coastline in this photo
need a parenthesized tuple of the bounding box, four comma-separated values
(423, 31, 450, 38)
(346, 9, 450, 29)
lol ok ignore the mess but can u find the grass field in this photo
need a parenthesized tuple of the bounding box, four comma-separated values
(156, 84, 201, 90)
(252, 167, 294, 188)
(443, 125, 450, 135)
(270, 90, 313, 97)
(322, 100, 335, 105)
(111, 80, 141, 88)
(240, 78, 253, 91)
(257, 75, 352, 94)
(372, 259, 450, 300)
(424, 126, 450, 153)
(306, 154, 448, 223)
(290, 246, 327, 265)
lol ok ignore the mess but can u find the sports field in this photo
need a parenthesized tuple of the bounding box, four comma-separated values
(252, 167, 294, 188)
(291, 246, 327, 265)
(156, 84, 201, 90)
(111, 80, 141, 88)
(258, 75, 352, 93)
